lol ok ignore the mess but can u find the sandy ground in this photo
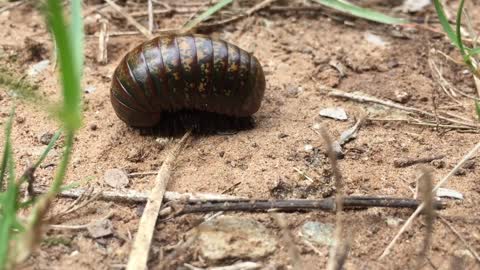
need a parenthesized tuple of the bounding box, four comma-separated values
(0, 1, 479, 269)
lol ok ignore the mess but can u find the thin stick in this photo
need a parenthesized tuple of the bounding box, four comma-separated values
(126, 131, 191, 270)
(104, 0, 153, 39)
(415, 168, 435, 270)
(48, 212, 113, 230)
(32, 186, 245, 203)
(320, 127, 349, 270)
(438, 216, 480, 264)
(166, 197, 446, 217)
(324, 87, 479, 128)
(147, 0, 154, 34)
(97, 18, 109, 65)
(0, 0, 25, 14)
(379, 141, 480, 260)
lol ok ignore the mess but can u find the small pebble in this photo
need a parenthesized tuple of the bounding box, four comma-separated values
(104, 168, 129, 189)
(392, 90, 411, 104)
(285, 84, 302, 97)
(431, 159, 445, 169)
(39, 132, 54, 145)
(87, 219, 113, 239)
(300, 221, 334, 246)
(16, 116, 25, 124)
(304, 144, 313, 152)
(319, 107, 348, 121)
(84, 85, 96, 94)
(278, 133, 288, 139)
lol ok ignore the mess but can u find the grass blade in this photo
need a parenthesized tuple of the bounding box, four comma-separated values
(0, 108, 18, 270)
(467, 47, 480, 58)
(45, 0, 82, 131)
(313, 0, 407, 25)
(33, 131, 61, 170)
(455, 0, 471, 67)
(182, 0, 234, 32)
(0, 107, 15, 190)
(433, 0, 460, 48)
(70, 0, 83, 77)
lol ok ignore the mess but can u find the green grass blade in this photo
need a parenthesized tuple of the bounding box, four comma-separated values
(433, 0, 460, 48)
(467, 47, 480, 58)
(33, 131, 61, 170)
(45, 0, 82, 131)
(70, 0, 83, 77)
(455, 0, 472, 68)
(0, 107, 15, 190)
(183, 0, 234, 32)
(0, 108, 18, 270)
(313, 0, 408, 25)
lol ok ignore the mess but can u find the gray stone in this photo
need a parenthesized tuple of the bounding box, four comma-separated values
(319, 107, 348, 121)
(191, 216, 277, 262)
(300, 221, 334, 246)
(87, 219, 113, 239)
(104, 168, 129, 189)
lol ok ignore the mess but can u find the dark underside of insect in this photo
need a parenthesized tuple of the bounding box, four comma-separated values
(110, 34, 265, 135)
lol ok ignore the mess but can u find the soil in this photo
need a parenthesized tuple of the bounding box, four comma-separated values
(1, 1, 480, 269)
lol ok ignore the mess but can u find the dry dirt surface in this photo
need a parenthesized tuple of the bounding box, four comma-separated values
(1, 0, 480, 269)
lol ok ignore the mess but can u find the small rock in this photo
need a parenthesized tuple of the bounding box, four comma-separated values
(38, 132, 54, 145)
(300, 221, 334, 246)
(436, 188, 464, 200)
(190, 216, 277, 262)
(127, 147, 146, 162)
(454, 168, 467, 176)
(317, 68, 341, 87)
(84, 85, 96, 94)
(453, 249, 475, 262)
(16, 116, 25, 124)
(463, 160, 476, 170)
(87, 219, 113, 239)
(400, 0, 431, 13)
(319, 107, 348, 121)
(431, 159, 445, 169)
(391, 90, 411, 104)
(312, 123, 321, 130)
(155, 137, 170, 149)
(304, 144, 313, 153)
(278, 133, 288, 139)
(27, 60, 50, 77)
(364, 32, 389, 47)
(104, 168, 129, 188)
(386, 217, 404, 227)
(89, 123, 98, 131)
(285, 84, 302, 98)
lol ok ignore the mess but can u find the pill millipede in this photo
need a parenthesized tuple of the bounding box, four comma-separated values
(110, 34, 265, 135)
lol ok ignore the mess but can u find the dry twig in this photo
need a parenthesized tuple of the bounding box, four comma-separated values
(126, 131, 191, 270)
(97, 18, 109, 65)
(320, 127, 349, 270)
(104, 0, 153, 39)
(415, 168, 435, 269)
(323, 87, 479, 129)
(379, 141, 480, 259)
(32, 186, 245, 203)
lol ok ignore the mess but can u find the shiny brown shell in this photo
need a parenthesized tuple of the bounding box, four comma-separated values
(110, 34, 265, 128)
